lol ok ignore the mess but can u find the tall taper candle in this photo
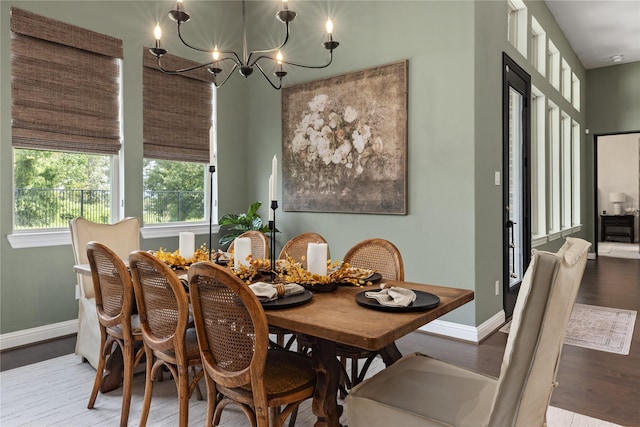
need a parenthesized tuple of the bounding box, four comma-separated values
(268, 175, 274, 221)
(271, 155, 277, 201)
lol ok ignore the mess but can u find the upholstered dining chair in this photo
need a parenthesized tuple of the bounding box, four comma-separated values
(69, 217, 140, 368)
(278, 232, 330, 270)
(346, 237, 592, 427)
(228, 230, 270, 260)
(86, 242, 144, 427)
(338, 238, 404, 396)
(188, 261, 316, 427)
(128, 251, 204, 427)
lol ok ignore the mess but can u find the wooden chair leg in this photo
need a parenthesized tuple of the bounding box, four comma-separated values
(120, 341, 134, 427)
(88, 331, 108, 409)
(138, 350, 155, 427)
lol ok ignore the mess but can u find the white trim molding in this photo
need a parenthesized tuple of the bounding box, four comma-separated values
(0, 320, 77, 351)
(418, 310, 506, 343)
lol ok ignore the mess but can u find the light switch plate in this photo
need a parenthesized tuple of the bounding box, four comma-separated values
(494, 171, 501, 186)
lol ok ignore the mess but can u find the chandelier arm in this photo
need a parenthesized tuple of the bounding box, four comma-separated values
(156, 56, 215, 74)
(213, 64, 239, 88)
(254, 63, 283, 90)
(176, 23, 214, 54)
(272, 51, 335, 70)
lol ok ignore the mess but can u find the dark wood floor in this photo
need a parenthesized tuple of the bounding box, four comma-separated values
(2, 256, 638, 425)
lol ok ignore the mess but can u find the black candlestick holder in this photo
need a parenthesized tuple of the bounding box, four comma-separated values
(208, 164, 216, 262)
(269, 200, 278, 282)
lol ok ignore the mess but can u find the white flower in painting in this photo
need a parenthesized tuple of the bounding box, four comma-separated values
(356, 164, 364, 175)
(352, 130, 367, 153)
(292, 131, 308, 152)
(343, 106, 358, 123)
(309, 94, 329, 112)
(372, 136, 384, 154)
(328, 112, 340, 129)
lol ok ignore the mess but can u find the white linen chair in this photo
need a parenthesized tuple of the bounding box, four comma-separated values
(69, 217, 140, 368)
(346, 237, 591, 427)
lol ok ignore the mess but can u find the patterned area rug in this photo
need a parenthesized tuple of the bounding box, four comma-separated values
(499, 303, 636, 355)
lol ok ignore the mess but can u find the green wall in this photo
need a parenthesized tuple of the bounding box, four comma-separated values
(1, 0, 607, 338)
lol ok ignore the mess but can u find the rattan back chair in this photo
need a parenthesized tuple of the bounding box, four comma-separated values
(338, 238, 405, 397)
(188, 261, 316, 427)
(86, 242, 144, 427)
(278, 232, 330, 270)
(129, 251, 203, 427)
(228, 230, 270, 260)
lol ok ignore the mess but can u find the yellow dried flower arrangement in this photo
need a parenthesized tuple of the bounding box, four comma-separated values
(153, 244, 211, 270)
(277, 257, 376, 289)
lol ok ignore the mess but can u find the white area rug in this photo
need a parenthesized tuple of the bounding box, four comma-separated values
(598, 242, 640, 259)
(499, 303, 637, 355)
(0, 353, 623, 427)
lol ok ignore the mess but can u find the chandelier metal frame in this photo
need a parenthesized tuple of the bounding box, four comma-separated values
(149, 0, 340, 90)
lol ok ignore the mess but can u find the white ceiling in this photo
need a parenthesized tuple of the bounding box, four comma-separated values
(544, 0, 640, 69)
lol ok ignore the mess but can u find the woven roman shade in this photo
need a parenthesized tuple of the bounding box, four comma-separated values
(143, 50, 215, 163)
(10, 8, 123, 155)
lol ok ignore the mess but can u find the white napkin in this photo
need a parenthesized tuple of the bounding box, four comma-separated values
(365, 286, 417, 307)
(249, 282, 305, 302)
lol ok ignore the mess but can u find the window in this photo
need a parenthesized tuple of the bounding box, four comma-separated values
(561, 58, 571, 101)
(572, 121, 581, 226)
(572, 72, 581, 111)
(561, 112, 572, 230)
(548, 101, 560, 236)
(548, 40, 560, 91)
(531, 87, 546, 241)
(10, 8, 122, 234)
(507, 0, 527, 57)
(142, 52, 216, 226)
(530, 17, 546, 76)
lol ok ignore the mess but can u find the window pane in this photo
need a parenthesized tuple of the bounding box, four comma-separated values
(14, 148, 112, 229)
(143, 159, 206, 224)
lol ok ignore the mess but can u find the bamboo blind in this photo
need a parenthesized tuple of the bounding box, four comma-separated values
(143, 49, 215, 163)
(10, 7, 122, 155)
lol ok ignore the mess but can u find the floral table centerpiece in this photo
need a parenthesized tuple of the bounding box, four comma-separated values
(276, 257, 377, 292)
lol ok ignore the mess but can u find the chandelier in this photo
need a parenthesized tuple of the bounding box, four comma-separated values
(149, 0, 340, 90)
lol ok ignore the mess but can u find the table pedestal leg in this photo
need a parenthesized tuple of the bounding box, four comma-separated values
(378, 342, 403, 367)
(308, 336, 342, 427)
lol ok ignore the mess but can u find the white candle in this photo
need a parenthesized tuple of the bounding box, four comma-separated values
(271, 155, 277, 201)
(179, 232, 195, 259)
(268, 175, 274, 221)
(233, 237, 252, 269)
(307, 242, 328, 276)
(209, 126, 217, 167)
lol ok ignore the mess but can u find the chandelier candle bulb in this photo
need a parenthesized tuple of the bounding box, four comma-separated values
(307, 242, 328, 277)
(234, 237, 252, 269)
(282, 0, 288, 11)
(179, 232, 195, 259)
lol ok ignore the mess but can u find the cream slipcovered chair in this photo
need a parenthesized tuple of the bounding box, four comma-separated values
(346, 237, 591, 427)
(69, 217, 140, 368)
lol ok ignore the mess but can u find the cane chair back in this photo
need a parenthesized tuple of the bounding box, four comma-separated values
(278, 233, 330, 270)
(188, 262, 316, 427)
(337, 238, 405, 397)
(129, 251, 203, 427)
(86, 241, 144, 427)
(343, 238, 404, 281)
(228, 230, 269, 260)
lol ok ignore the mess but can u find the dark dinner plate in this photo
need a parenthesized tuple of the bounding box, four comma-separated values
(355, 289, 440, 312)
(261, 290, 313, 310)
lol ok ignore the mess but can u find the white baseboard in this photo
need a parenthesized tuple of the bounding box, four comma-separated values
(0, 320, 77, 351)
(418, 310, 506, 343)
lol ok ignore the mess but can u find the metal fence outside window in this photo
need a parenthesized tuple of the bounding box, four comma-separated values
(14, 188, 204, 229)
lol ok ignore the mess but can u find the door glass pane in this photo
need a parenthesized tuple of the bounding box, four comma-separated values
(508, 87, 524, 287)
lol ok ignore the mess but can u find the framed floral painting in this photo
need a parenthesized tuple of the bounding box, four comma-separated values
(281, 60, 408, 214)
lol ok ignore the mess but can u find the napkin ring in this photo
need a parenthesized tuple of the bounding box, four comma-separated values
(274, 283, 286, 297)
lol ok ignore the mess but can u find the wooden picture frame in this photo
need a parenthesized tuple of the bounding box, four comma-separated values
(282, 60, 408, 215)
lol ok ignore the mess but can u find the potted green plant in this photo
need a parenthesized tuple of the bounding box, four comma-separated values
(218, 201, 276, 248)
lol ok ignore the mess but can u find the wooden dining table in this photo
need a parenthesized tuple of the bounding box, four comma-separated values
(75, 263, 473, 427)
(265, 280, 474, 427)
